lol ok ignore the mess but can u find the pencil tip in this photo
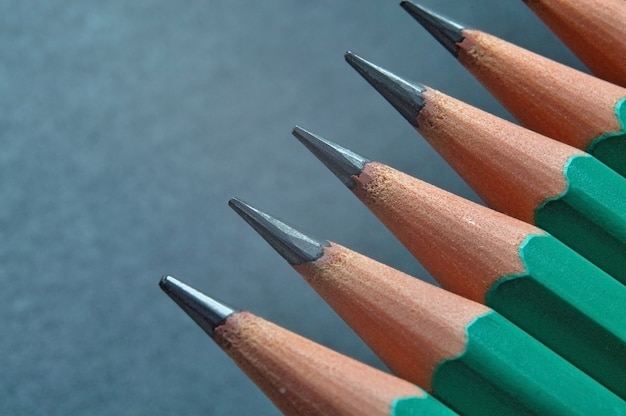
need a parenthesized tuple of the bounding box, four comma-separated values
(159, 275, 236, 337)
(292, 126, 370, 189)
(228, 197, 328, 265)
(344, 52, 425, 127)
(399, 1, 464, 57)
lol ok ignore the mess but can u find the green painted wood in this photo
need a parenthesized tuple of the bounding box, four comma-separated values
(487, 234, 626, 399)
(587, 98, 626, 177)
(536, 154, 626, 284)
(433, 311, 626, 415)
(391, 395, 458, 416)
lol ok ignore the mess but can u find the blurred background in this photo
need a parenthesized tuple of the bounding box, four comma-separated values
(2, 1, 587, 414)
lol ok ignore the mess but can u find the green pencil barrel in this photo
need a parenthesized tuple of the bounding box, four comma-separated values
(535, 154, 626, 284)
(486, 234, 626, 399)
(587, 98, 626, 178)
(391, 395, 458, 416)
(432, 311, 626, 416)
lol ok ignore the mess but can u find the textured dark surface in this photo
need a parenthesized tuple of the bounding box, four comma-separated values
(292, 126, 371, 190)
(229, 197, 329, 265)
(400, 1, 466, 57)
(1, 1, 584, 415)
(345, 52, 427, 127)
(159, 276, 236, 338)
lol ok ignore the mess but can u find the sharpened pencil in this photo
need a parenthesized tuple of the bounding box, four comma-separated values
(290, 126, 626, 399)
(228, 198, 626, 415)
(523, 0, 626, 87)
(158, 275, 456, 416)
(343, 51, 626, 285)
(399, 1, 626, 177)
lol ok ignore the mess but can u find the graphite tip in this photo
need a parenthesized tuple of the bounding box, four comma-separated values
(344, 52, 425, 127)
(292, 126, 370, 189)
(159, 275, 236, 337)
(400, 1, 465, 57)
(228, 197, 329, 265)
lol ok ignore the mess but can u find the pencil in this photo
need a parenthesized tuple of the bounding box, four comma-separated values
(399, 1, 626, 177)
(290, 126, 626, 399)
(158, 275, 456, 416)
(344, 51, 626, 285)
(523, 0, 626, 87)
(228, 198, 626, 415)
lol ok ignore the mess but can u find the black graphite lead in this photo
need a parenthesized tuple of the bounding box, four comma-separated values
(400, 1, 465, 57)
(159, 275, 237, 337)
(344, 52, 426, 128)
(228, 197, 328, 265)
(292, 126, 370, 189)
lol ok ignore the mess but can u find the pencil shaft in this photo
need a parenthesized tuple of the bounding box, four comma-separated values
(215, 312, 437, 416)
(160, 276, 455, 416)
(415, 87, 575, 224)
(433, 311, 626, 415)
(524, 0, 626, 86)
(486, 234, 626, 398)
(400, 2, 626, 176)
(534, 154, 626, 283)
(458, 29, 626, 176)
(294, 243, 486, 391)
(293, 243, 626, 415)
(353, 162, 535, 301)
(415, 87, 626, 284)
(353, 163, 626, 398)
(229, 199, 626, 413)
(345, 52, 626, 285)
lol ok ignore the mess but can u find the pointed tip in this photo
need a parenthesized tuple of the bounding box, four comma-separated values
(159, 275, 236, 337)
(344, 52, 425, 127)
(291, 126, 370, 189)
(399, 1, 465, 57)
(228, 197, 328, 265)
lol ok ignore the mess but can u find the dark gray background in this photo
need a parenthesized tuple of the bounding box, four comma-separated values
(2, 1, 586, 414)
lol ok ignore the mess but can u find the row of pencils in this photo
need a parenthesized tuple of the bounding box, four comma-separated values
(159, 1, 626, 415)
